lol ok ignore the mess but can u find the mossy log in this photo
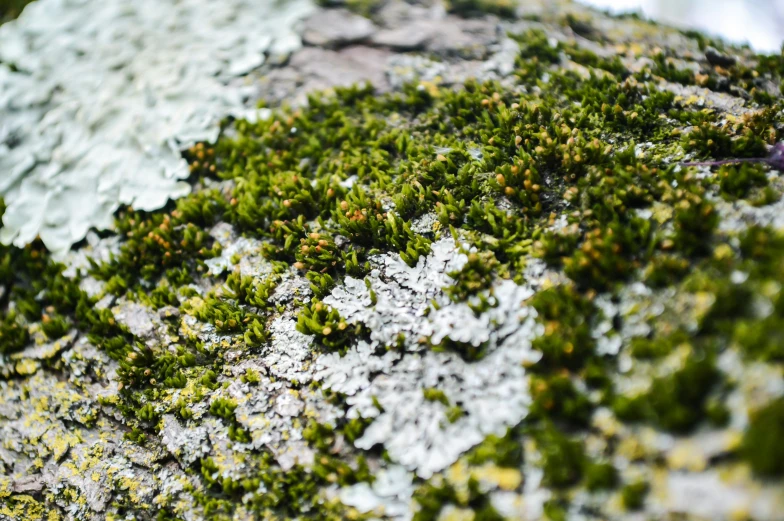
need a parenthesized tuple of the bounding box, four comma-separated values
(1, 1, 784, 520)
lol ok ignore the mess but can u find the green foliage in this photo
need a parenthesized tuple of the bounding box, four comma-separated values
(209, 397, 238, 420)
(647, 350, 720, 432)
(563, 218, 652, 290)
(671, 189, 718, 256)
(0, 310, 29, 355)
(92, 190, 225, 286)
(210, 397, 251, 443)
(412, 475, 504, 521)
(514, 28, 561, 65)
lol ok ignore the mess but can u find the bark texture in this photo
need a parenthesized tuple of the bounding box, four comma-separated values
(1, 1, 784, 520)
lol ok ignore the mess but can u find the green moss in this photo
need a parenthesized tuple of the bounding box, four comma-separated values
(296, 299, 359, 352)
(648, 350, 721, 432)
(629, 330, 690, 359)
(209, 397, 238, 420)
(716, 163, 769, 200)
(583, 460, 618, 491)
(531, 422, 586, 488)
(528, 373, 593, 426)
(412, 476, 504, 521)
(92, 190, 225, 288)
(705, 396, 731, 427)
(563, 43, 628, 77)
(0, 310, 28, 355)
(621, 480, 649, 510)
(241, 368, 261, 385)
(742, 397, 784, 477)
(412, 480, 460, 521)
(513, 28, 561, 65)
(446, 405, 465, 423)
(210, 397, 251, 443)
(422, 387, 450, 406)
(445, 250, 498, 302)
(650, 52, 695, 85)
(225, 271, 279, 310)
(643, 254, 691, 288)
(466, 429, 523, 468)
(542, 498, 569, 521)
(671, 188, 718, 257)
(562, 218, 652, 290)
(341, 416, 373, 444)
(446, 0, 517, 19)
(0, 0, 32, 23)
(613, 344, 721, 433)
(529, 285, 597, 371)
(4, 10, 784, 517)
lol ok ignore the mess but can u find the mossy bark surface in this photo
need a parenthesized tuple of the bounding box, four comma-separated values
(1, 1, 784, 520)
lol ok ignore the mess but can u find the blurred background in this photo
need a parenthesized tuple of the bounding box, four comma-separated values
(2, 0, 784, 52)
(578, 0, 784, 53)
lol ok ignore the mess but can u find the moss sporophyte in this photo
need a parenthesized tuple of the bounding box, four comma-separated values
(3, 2, 784, 519)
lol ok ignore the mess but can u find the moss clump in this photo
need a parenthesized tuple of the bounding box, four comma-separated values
(0, 311, 28, 355)
(532, 423, 586, 488)
(647, 349, 721, 432)
(621, 479, 649, 510)
(445, 250, 498, 303)
(529, 285, 597, 371)
(92, 190, 226, 288)
(528, 373, 593, 426)
(422, 387, 450, 406)
(562, 218, 652, 290)
(742, 398, 784, 477)
(583, 460, 618, 491)
(413, 463, 513, 520)
(0, 0, 32, 23)
(297, 299, 359, 352)
(716, 163, 769, 200)
(210, 397, 251, 443)
(671, 182, 719, 257)
(446, 0, 516, 19)
(224, 271, 279, 310)
(466, 429, 523, 468)
(613, 345, 721, 433)
(629, 330, 690, 359)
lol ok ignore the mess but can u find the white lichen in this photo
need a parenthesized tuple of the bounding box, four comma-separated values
(0, 0, 313, 254)
(317, 239, 545, 478)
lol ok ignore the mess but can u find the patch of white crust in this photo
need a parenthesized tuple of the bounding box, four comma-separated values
(0, 0, 313, 254)
(317, 239, 547, 478)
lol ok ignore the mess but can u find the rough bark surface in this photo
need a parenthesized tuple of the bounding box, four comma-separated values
(1, 1, 784, 520)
